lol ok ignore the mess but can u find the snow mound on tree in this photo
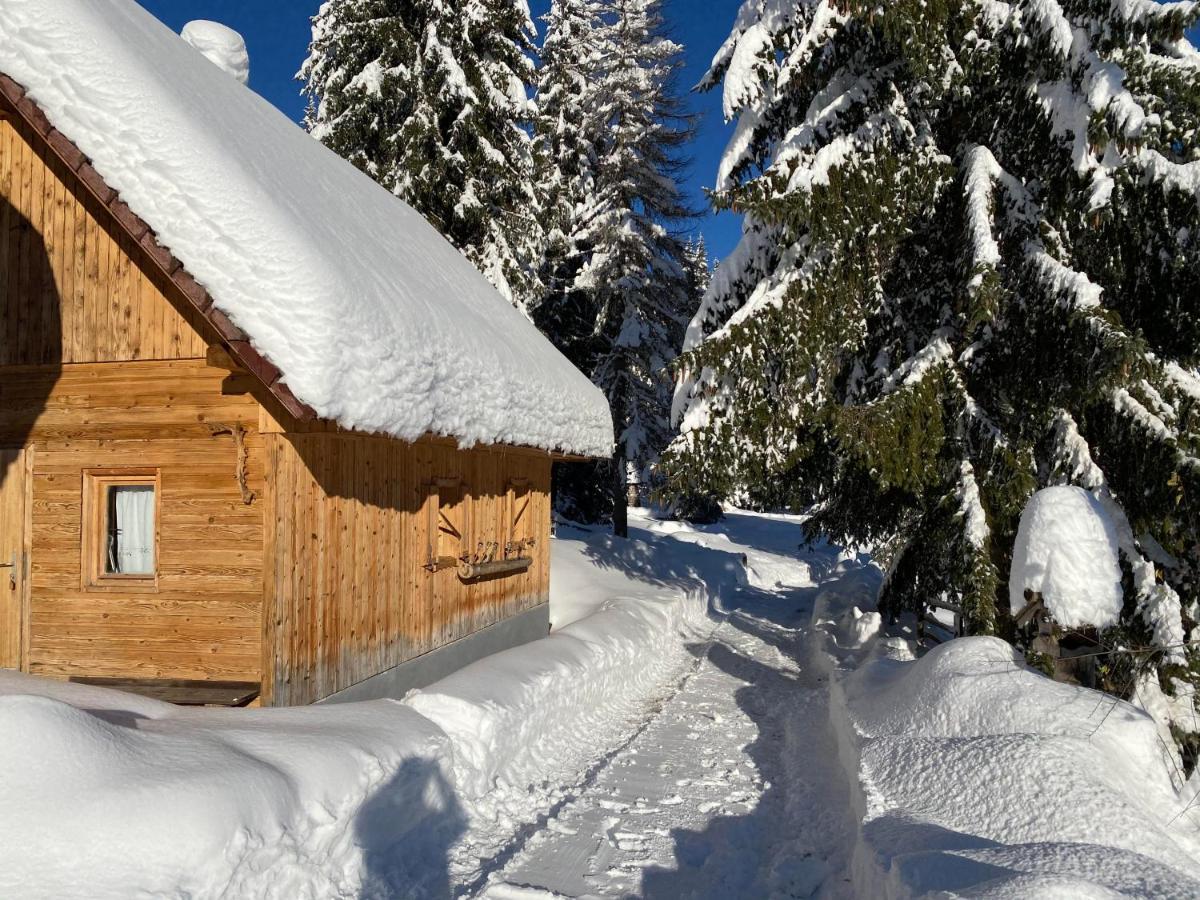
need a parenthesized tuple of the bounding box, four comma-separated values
(1009, 485, 1123, 628)
(181, 20, 249, 85)
(827, 636, 1200, 897)
(0, 0, 613, 457)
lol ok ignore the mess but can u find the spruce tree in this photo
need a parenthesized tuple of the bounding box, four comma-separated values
(667, 0, 1200, 713)
(536, 0, 696, 529)
(684, 236, 711, 313)
(531, 0, 609, 367)
(299, 0, 542, 308)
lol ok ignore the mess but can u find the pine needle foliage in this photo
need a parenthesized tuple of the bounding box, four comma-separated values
(299, 0, 542, 309)
(666, 0, 1200, 702)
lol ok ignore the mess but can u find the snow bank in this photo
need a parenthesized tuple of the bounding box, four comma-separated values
(407, 577, 712, 850)
(0, 527, 716, 898)
(817, 610, 1200, 897)
(181, 20, 249, 85)
(0, 0, 612, 457)
(0, 678, 452, 899)
(1009, 485, 1123, 628)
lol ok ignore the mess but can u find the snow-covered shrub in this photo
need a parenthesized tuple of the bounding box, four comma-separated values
(1010, 485, 1124, 629)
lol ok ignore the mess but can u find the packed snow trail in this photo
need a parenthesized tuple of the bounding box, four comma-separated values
(472, 513, 872, 899)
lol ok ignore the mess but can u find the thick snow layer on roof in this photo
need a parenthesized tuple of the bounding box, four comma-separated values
(0, 0, 613, 457)
(1009, 485, 1124, 628)
(181, 20, 249, 86)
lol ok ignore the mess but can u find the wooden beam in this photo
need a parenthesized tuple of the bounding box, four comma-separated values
(206, 343, 245, 372)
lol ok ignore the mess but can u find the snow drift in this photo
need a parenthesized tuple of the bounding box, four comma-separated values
(0, 0, 612, 457)
(0, 677, 451, 899)
(820, 621, 1200, 898)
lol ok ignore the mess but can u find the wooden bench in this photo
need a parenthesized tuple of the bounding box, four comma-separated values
(68, 677, 261, 707)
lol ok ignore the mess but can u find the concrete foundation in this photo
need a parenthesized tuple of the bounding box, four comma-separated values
(319, 602, 550, 703)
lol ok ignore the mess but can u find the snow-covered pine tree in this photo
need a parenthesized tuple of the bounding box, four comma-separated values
(666, 0, 1200, 710)
(299, 0, 543, 308)
(571, 0, 695, 531)
(531, 0, 609, 367)
(684, 235, 712, 311)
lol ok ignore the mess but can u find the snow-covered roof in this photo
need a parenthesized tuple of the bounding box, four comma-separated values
(0, 0, 613, 458)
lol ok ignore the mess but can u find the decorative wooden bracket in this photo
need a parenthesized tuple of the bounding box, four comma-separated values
(207, 423, 256, 505)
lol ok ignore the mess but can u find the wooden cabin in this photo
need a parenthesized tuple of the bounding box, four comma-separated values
(0, 6, 612, 706)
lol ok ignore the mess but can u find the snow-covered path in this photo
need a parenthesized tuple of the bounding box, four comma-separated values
(475, 516, 866, 899)
(6, 509, 1196, 899)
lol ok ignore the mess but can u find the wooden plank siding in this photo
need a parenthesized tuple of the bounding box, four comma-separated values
(264, 433, 551, 706)
(0, 87, 564, 705)
(0, 114, 209, 367)
(0, 361, 265, 682)
(0, 447, 29, 669)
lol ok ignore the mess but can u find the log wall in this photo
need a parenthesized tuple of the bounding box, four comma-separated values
(264, 434, 552, 706)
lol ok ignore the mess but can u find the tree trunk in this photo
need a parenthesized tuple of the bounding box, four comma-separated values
(612, 455, 629, 538)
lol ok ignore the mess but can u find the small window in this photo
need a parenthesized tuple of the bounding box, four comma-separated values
(83, 470, 159, 589)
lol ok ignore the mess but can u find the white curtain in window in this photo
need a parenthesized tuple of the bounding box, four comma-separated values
(113, 486, 155, 574)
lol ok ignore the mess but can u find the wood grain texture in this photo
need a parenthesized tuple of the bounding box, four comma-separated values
(0, 116, 208, 366)
(0, 447, 28, 669)
(9, 361, 264, 682)
(265, 433, 552, 706)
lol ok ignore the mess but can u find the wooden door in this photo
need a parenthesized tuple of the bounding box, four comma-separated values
(0, 448, 29, 670)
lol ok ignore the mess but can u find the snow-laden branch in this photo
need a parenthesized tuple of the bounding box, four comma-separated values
(963, 148, 1004, 271)
(777, 0, 845, 89)
(721, 237, 825, 336)
(880, 334, 955, 393)
(1027, 246, 1104, 310)
(1024, 0, 1075, 60)
(1114, 386, 1174, 441)
(955, 461, 990, 550)
(1163, 361, 1200, 402)
(1113, 387, 1200, 472)
(1024, 0, 1166, 208)
(1110, 0, 1199, 26)
(1135, 149, 1200, 204)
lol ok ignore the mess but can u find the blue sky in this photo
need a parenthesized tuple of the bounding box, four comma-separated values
(139, 0, 746, 263)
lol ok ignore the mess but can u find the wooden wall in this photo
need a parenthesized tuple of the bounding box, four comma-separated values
(0, 114, 209, 366)
(264, 434, 552, 706)
(0, 361, 264, 681)
(0, 101, 561, 703)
